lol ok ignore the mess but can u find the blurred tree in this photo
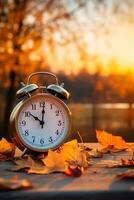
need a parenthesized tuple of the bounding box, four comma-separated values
(0, 0, 87, 138)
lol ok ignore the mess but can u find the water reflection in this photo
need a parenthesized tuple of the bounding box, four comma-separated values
(68, 103, 134, 142)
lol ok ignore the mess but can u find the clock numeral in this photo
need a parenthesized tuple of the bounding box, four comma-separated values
(40, 138, 44, 145)
(55, 110, 60, 116)
(24, 129, 29, 136)
(40, 102, 45, 108)
(31, 104, 36, 110)
(55, 129, 59, 135)
(58, 120, 62, 126)
(32, 136, 35, 143)
(21, 120, 26, 126)
(25, 111, 31, 117)
(49, 136, 53, 143)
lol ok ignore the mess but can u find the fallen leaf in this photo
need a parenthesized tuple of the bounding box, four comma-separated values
(42, 150, 67, 174)
(58, 139, 79, 161)
(96, 130, 128, 152)
(11, 140, 90, 176)
(13, 156, 44, 172)
(0, 138, 15, 160)
(88, 148, 103, 158)
(117, 170, 134, 179)
(121, 158, 134, 167)
(14, 147, 23, 158)
(67, 150, 89, 169)
(65, 166, 83, 177)
(0, 176, 33, 190)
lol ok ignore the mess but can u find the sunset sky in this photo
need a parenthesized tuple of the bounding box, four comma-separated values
(41, 0, 134, 75)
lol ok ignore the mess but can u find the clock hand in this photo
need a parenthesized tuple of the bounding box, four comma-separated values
(41, 104, 45, 128)
(30, 113, 44, 126)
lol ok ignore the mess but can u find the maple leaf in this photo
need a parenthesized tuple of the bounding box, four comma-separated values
(96, 130, 128, 152)
(41, 150, 67, 174)
(13, 156, 44, 172)
(11, 140, 90, 176)
(0, 176, 33, 190)
(0, 138, 15, 160)
(59, 140, 89, 169)
(58, 139, 79, 161)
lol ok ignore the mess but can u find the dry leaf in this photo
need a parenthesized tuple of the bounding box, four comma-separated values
(88, 148, 103, 158)
(42, 150, 67, 174)
(117, 170, 134, 179)
(65, 166, 83, 177)
(13, 156, 44, 172)
(0, 138, 15, 160)
(0, 176, 33, 190)
(121, 158, 134, 167)
(96, 130, 128, 152)
(11, 140, 90, 176)
(67, 151, 89, 169)
(14, 147, 23, 158)
(58, 140, 79, 161)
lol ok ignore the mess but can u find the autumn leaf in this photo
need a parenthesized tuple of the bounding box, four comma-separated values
(98, 150, 134, 168)
(96, 130, 128, 152)
(14, 147, 23, 158)
(41, 150, 67, 174)
(58, 139, 79, 161)
(11, 140, 90, 176)
(13, 156, 44, 172)
(0, 138, 15, 160)
(117, 170, 134, 179)
(0, 176, 33, 190)
(65, 166, 83, 177)
(121, 151, 134, 167)
(87, 148, 103, 158)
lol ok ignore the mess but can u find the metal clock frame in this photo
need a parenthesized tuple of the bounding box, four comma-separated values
(10, 93, 71, 153)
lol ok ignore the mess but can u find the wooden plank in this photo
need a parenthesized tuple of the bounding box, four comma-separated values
(0, 143, 133, 200)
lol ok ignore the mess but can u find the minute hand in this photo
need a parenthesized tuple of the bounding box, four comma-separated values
(41, 106, 45, 128)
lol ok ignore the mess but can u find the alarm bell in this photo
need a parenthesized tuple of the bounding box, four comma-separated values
(47, 84, 70, 100)
(16, 72, 70, 100)
(16, 83, 38, 99)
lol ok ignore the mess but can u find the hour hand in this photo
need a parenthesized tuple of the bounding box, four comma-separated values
(30, 113, 41, 122)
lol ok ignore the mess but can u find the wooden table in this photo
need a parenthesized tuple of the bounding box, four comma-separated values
(0, 143, 134, 200)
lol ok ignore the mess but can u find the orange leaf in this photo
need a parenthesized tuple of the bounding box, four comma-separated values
(0, 138, 15, 160)
(42, 150, 67, 173)
(117, 170, 134, 179)
(0, 176, 33, 190)
(121, 158, 134, 167)
(96, 130, 128, 151)
(64, 166, 83, 177)
(58, 139, 79, 161)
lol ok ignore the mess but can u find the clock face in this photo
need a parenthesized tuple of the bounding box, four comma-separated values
(16, 94, 71, 152)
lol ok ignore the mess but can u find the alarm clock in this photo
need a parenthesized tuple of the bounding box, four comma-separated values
(10, 72, 71, 154)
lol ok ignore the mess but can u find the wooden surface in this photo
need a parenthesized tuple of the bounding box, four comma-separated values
(0, 143, 134, 200)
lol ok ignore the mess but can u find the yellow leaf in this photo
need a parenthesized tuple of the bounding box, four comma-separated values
(96, 130, 128, 151)
(0, 138, 15, 160)
(42, 150, 67, 173)
(58, 139, 79, 161)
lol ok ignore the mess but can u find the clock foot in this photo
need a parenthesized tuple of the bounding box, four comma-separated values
(21, 148, 28, 158)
